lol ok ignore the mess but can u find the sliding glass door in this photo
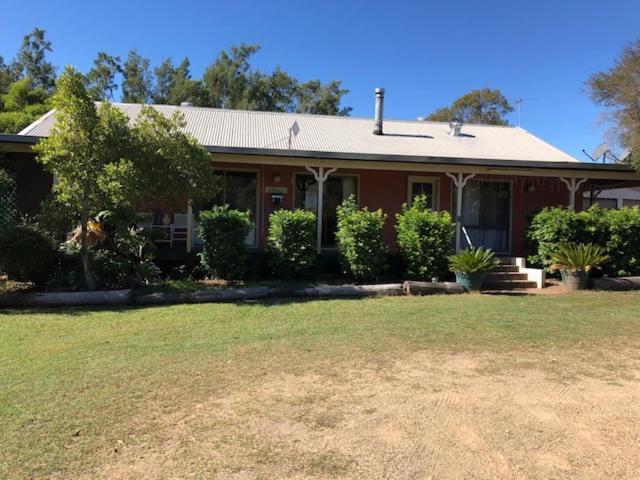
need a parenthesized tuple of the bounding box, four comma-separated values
(459, 180, 511, 253)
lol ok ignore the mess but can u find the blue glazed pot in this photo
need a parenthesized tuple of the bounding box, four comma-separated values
(455, 272, 485, 292)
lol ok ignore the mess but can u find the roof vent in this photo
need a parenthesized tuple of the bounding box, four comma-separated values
(449, 121, 463, 137)
(180, 101, 194, 107)
(372, 88, 385, 135)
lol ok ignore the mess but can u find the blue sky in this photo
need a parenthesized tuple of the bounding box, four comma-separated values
(2, 0, 639, 160)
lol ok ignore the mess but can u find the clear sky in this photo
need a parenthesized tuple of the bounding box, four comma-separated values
(2, 0, 639, 160)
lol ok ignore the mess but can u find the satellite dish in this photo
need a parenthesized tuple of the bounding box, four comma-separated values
(591, 143, 609, 162)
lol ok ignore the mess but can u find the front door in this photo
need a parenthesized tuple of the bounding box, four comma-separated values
(460, 180, 511, 254)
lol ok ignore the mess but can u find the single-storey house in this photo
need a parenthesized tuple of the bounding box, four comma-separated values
(1, 88, 639, 268)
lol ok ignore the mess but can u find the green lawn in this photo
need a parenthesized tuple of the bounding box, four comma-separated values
(1, 292, 640, 478)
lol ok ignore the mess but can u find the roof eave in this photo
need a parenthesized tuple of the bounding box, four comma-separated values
(206, 145, 636, 173)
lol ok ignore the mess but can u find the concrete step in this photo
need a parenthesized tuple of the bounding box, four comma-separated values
(490, 265, 520, 273)
(484, 272, 528, 281)
(482, 280, 538, 290)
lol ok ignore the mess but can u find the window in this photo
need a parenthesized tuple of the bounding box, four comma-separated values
(195, 170, 258, 245)
(583, 197, 618, 210)
(294, 174, 358, 247)
(623, 199, 640, 207)
(408, 176, 439, 209)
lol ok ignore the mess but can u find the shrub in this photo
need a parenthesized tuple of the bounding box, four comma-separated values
(198, 205, 251, 280)
(395, 195, 455, 280)
(527, 206, 640, 276)
(597, 207, 640, 276)
(267, 209, 316, 278)
(0, 169, 16, 228)
(527, 207, 589, 271)
(449, 247, 499, 274)
(0, 225, 58, 286)
(335, 195, 387, 280)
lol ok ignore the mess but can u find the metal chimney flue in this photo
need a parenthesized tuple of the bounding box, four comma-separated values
(373, 88, 385, 135)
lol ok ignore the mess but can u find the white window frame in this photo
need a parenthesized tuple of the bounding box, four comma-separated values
(407, 175, 440, 210)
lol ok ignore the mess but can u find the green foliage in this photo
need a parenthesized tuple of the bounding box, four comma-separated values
(86, 52, 122, 100)
(425, 88, 513, 125)
(0, 225, 57, 286)
(526, 207, 589, 271)
(267, 209, 316, 278)
(122, 50, 151, 103)
(153, 57, 208, 106)
(0, 78, 51, 133)
(198, 205, 251, 279)
(13, 28, 56, 92)
(0, 168, 15, 227)
(550, 242, 609, 273)
(449, 247, 499, 273)
(587, 38, 640, 169)
(395, 195, 455, 280)
(528, 206, 640, 276)
(335, 195, 387, 280)
(131, 106, 218, 206)
(202, 44, 351, 114)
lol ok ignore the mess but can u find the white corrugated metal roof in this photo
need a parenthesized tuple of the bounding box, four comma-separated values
(19, 103, 580, 163)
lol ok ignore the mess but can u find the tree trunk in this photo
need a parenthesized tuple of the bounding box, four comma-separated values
(80, 201, 97, 291)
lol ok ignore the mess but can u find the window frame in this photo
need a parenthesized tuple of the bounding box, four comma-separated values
(407, 175, 440, 210)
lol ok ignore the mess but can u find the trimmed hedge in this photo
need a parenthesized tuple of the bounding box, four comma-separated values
(267, 209, 316, 278)
(198, 205, 252, 280)
(527, 205, 640, 276)
(395, 195, 455, 280)
(335, 195, 387, 280)
(0, 225, 58, 286)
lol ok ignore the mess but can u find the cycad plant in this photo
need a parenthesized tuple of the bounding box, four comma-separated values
(449, 247, 499, 273)
(449, 247, 499, 292)
(551, 242, 608, 291)
(550, 242, 608, 273)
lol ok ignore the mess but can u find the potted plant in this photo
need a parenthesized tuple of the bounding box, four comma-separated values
(551, 242, 608, 291)
(449, 247, 499, 292)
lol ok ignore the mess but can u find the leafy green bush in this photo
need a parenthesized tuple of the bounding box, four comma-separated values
(267, 209, 316, 278)
(395, 195, 455, 280)
(198, 205, 251, 280)
(527, 207, 589, 271)
(0, 169, 15, 228)
(0, 225, 58, 286)
(449, 247, 499, 273)
(335, 195, 387, 280)
(527, 206, 640, 276)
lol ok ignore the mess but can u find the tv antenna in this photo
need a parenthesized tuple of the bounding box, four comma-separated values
(514, 98, 539, 127)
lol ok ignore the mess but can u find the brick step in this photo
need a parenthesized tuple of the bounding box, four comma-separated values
(482, 280, 538, 290)
(484, 272, 528, 281)
(490, 265, 520, 273)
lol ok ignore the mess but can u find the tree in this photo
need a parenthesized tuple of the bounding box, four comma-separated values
(152, 58, 175, 104)
(166, 58, 208, 106)
(0, 56, 17, 95)
(203, 44, 259, 109)
(122, 50, 151, 103)
(34, 66, 218, 289)
(86, 52, 122, 100)
(201, 44, 351, 114)
(587, 39, 640, 168)
(295, 80, 352, 116)
(14, 28, 56, 92)
(425, 88, 513, 125)
(34, 67, 135, 289)
(0, 78, 50, 133)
